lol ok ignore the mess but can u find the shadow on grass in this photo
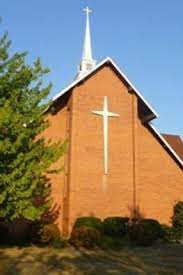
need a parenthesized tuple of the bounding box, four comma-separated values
(0, 245, 183, 274)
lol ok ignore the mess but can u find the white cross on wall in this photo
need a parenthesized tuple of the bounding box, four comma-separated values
(92, 96, 119, 174)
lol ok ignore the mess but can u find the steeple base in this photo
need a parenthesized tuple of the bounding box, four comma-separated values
(76, 58, 96, 79)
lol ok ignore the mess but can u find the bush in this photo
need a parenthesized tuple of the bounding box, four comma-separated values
(69, 226, 102, 249)
(73, 217, 103, 232)
(103, 217, 129, 237)
(29, 222, 65, 247)
(140, 219, 165, 239)
(129, 219, 164, 246)
(39, 223, 60, 244)
(172, 201, 183, 240)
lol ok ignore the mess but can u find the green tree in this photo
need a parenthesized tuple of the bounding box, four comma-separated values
(0, 33, 65, 221)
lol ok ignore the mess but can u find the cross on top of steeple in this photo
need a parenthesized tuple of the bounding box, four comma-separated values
(84, 7, 92, 15)
(76, 7, 96, 79)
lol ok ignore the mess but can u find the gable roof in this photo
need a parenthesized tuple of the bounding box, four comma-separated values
(51, 56, 183, 169)
(53, 57, 158, 120)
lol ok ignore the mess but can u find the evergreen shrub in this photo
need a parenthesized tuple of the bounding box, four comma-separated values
(103, 217, 129, 237)
(39, 223, 61, 244)
(73, 217, 103, 232)
(69, 226, 101, 248)
(140, 219, 165, 239)
(129, 219, 164, 246)
(29, 222, 65, 247)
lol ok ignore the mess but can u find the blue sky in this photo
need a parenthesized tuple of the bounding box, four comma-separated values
(1, 0, 183, 135)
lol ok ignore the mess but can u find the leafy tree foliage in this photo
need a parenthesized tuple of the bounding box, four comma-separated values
(0, 33, 65, 221)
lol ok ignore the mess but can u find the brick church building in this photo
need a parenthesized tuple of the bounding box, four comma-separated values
(44, 8, 183, 236)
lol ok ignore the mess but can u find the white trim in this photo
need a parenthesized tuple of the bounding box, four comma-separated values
(53, 57, 158, 119)
(53, 58, 110, 101)
(107, 57, 158, 119)
(51, 57, 183, 168)
(148, 123, 183, 168)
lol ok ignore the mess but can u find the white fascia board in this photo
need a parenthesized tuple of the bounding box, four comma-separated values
(53, 57, 110, 101)
(53, 56, 158, 119)
(106, 57, 158, 119)
(148, 123, 183, 168)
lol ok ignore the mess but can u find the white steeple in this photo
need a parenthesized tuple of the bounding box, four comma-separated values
(77, 7, 96, 79)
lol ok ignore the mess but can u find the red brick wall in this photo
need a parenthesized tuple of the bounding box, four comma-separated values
(67, 67, 136, 234)
(45, 65, 183, 235)
(137, 123, 183, 224)
(43, 97, 69, 231)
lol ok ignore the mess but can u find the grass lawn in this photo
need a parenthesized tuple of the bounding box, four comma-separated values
(0, 244, 183, 274)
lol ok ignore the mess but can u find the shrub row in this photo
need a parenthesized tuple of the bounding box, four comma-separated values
(69, 216, 165, 248)
(73, 216, 129, 236)
(1, 200, 183, 248)
(70, 200, 183, 248)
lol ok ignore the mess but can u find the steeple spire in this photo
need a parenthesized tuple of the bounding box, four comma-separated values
(82, 7, 93, 60)
(77, 7, 96, 79)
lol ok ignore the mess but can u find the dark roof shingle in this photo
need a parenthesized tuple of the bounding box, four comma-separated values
(162, 134, 183, 161)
